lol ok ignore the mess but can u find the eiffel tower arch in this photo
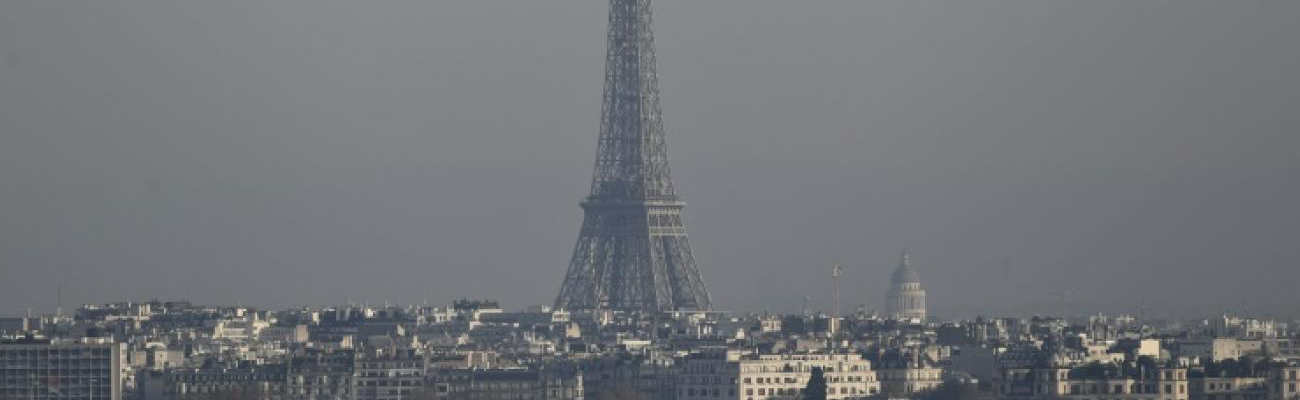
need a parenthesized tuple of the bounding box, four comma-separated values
(554, 0, 712, 312)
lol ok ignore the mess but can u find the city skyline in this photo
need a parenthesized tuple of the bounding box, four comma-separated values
(2, 1, 1298, 318)
(4, 2, 1299, 400)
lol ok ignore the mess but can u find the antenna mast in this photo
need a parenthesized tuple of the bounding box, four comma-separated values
(831, 264, 844, 318)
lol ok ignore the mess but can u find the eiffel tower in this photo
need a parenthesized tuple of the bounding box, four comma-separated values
(554, 0, 712, 312)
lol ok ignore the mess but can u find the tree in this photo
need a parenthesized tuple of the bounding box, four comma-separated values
(803, 367, 828, 400)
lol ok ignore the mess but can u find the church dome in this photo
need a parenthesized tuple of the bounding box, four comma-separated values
(892, 264, 921, 284)
(891, 250, 921, 284)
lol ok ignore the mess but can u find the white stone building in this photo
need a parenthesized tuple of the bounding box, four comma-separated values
(674, 351, 881, 400)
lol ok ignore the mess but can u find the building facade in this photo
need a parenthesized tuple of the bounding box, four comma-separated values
(998, 363, 1189, 400)
(675, 352, 880, 400)
(352, 348, 424, 400)
(874, 351, 945, 396)
(1186, 363, 1300, 400)
(141, 367, 285, 400)
(0, 340, 123, 400)
(429, 368, 583, 400)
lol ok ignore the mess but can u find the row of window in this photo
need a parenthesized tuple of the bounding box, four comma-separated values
(741, 365, 864, 373)
(742, 374, 871, 385)
(0, 389, 113, 399)
(743, 385, 877, 397)
(357, 371, 421, 377)
(1067, 383, 1185, 395)
(680, 375, 735, 384)
(359, 362, 421, 369)
(0, 349, 112, 358)
(0, 369, 111, 375)
(0, 378, 112, 385)
(356, 379, 420, 387)
(682, 387, 734, 397)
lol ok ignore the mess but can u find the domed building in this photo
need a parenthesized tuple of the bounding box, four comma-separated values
(886, 249, 927, 321)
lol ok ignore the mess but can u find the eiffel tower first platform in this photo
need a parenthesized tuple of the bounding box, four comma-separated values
(553, 0, 712, 312)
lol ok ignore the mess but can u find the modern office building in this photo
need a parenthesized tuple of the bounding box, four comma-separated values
(0, 339, 122, 400)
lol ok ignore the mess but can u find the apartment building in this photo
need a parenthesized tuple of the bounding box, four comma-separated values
(998, 361, 1189, 400)
(675, 351, 880, 400)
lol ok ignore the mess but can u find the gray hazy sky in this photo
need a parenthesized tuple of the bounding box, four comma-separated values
(2, 1, 1297, 318)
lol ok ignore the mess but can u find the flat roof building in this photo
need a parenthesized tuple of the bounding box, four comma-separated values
(0, 340, 123, 400)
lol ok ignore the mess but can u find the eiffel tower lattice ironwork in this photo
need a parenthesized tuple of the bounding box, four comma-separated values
(554, 0, 712, 312)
